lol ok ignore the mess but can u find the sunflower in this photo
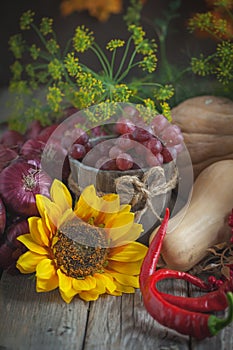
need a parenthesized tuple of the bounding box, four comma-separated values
(16, 179, 147, 303)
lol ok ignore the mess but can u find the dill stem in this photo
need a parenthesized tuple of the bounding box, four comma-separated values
(92, 43, 111, 77)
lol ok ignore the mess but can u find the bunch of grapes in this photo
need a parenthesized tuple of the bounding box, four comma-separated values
(67, 107, 184, 171)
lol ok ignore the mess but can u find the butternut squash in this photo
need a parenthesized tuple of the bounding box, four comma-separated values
(149, 159, 233, 271)
(171, 96, 233, 179)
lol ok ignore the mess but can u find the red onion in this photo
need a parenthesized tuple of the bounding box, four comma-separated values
(37, 124, 58, 143)
(25, 120, 43, 140)
(0, 145, 18, 172)
(20, 138, 45, 159)
(0, 196, 6, 236)
(0, 160, 52, 217)
(0, 219, 29, 274)
(0, 129, 24, 150)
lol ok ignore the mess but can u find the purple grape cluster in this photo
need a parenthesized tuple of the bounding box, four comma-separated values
(68, 107, 184, 171)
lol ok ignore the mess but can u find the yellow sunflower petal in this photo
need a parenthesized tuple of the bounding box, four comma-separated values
(28, 217, 50, 247)
(102, 193, 119, 203)
(36, 194, 62, 228)
(108, 242, 148, 262)
(36, 259, 58, 292)
(16, 251, 45, 273)
(105, 212, 134, 229)
(108, 271, 139, 288)
(78, 290, 100, 302)
(72, 275, 96, 291)
(57, 208, 77, 228)
(110, 223, 143, 246)
(44, 210, 56, 238)
(107, 290, 122, 296)
(50, 179, 72, 212)
(91, 275, 106, 294)
(94, 273, 116, 293)
(74, 185, 100, 221)
(99, 193, 120, 214)
(59, 290, 77, 303)
(17, 234, 49, 255)
(119, 204, 131, 213)
(36, 275, 59, 292)
(57, 269, 78, 303)
(107, 259, 143, 275)
(106, 213, 135, 245)
(36, 258, 57, 279)
(114, 281, 136, 294)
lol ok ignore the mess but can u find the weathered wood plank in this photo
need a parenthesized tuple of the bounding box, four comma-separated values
(0, 272, 190, 350)
(0, 273, 89, 350)
(3, 269, 232, 350)
(83, 278, 190, 350)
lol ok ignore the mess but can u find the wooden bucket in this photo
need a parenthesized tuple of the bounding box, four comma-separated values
(69, 154, 177, 244)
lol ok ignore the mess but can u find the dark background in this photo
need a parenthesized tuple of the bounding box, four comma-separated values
(0, 0, 211, 88)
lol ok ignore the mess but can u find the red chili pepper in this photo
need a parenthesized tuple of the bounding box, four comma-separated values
(139, 208, 233, 339)
(139, 208, 170, 290)
(145, 272, 233, 339)
(160, 284, 228, 312)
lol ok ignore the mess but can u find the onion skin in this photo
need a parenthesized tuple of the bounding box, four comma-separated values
(0, 219, 29, 274)
(0, 196, 6, 236)
(0, 161, 52, 217)
(20, 139, 45, 159)
(0, 129, 24, 150)
(25, 120, 43, 140)
(0, 145, 18, 172)
(37, 124, 58, 143)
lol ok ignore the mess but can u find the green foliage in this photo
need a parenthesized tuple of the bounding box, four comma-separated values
(188, 0, 233, 85)
(8, 6, 175, 131)
(125, 0, 233, 105)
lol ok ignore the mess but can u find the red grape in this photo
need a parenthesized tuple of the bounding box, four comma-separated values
(146, 137, 163, 155)
(95, 156, 109, 169)
(85, 141, 92, 153)
(100, 159, 118, 171)
(95, 156, 117, 170)
(116, 117, 136, 135)
(115, 133, 134, 150)
(151, 114, 169, 135)
(132, 127, 152, 142)
(162, 124, 183, 146)
(161, 147, 177, 163)
(116, 153, 133, 170)
(109, 146, 123, 159)
(74, 128, 89, 145)
(156, 153, 164, 164)
(69, 144, 86, 160)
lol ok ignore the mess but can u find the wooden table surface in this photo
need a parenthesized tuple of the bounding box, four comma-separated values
(1, 269, 233, 350)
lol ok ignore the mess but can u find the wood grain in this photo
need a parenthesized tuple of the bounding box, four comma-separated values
(0, 272, 189, 350)
(0, 273, 89, 350)
(1, 270, 233, 350)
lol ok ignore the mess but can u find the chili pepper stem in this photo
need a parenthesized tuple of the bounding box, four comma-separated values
(208, 292, 233, 336)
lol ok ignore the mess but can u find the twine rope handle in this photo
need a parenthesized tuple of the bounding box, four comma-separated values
(115, 165, 179, 221)
(68, 165, 179, 222)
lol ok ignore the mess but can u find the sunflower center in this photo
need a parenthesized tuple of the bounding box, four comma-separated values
(52, 217, 109, 278)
